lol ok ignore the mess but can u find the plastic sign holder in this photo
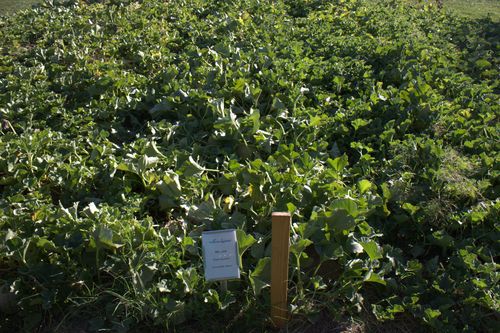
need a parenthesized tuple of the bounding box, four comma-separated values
(202, 229, 240, 291)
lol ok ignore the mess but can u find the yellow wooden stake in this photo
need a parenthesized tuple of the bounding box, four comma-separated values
(271, 212, 291, 328)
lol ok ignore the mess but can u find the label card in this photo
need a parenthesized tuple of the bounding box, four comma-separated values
(202, 229, 240, 281)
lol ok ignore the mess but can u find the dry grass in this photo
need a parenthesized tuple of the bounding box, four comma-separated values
(286, 307, 423, 333)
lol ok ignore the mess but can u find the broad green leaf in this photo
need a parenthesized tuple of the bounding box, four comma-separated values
(176, 267, 199, 294)
(316, 240, 344, 261)
(116, 162, 132, 173)
(86, 202, 99, 215)
(472, 279, 487, 289)
(325, 209, 356, 233)
(364, 271, 386, 285)
(402, 202, 419, 215)
(138, 263, 157, 288)
(187, 202, 215, 222)
(249, 257, 271, 295)
(327, 155, 349, 174)
(159, 194, 177, 210)
(330, 199, 358, 216)
(290, 239, 312, 256)
(271, 97, 286, 111)
(430, 230, 454, 249)
(352, 118, 370, 130)
(286, 202, 297, 214)
(381, 182, 392, 201)
(236, 229, 256, 263)
(138, 155, 159, 172)
(358, 179, 372, 194)
(204, 289, 222, 308)
(310, 275, 327, 290)
(475, 59, 491, 69)
(157, 172, 182, 198)
(95, 227, 123, 250)
(144, 141, 166, 159)
(36, 238, 57, 252)
(98, 227, 113, 244)
(350, 240, 364, 254)
(5, 229, 16, 241)
(424, 308, 441, 322)
(360, 241, 383, 261)
(181, 236, 198, 256)
(247, 108, 260, 134)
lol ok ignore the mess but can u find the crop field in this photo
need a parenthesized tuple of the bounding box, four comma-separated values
(1, 0, 500, 19)
(0, 0, 499, 332)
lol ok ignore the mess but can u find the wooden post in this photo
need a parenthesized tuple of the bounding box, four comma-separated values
(271, 212, 291, 328)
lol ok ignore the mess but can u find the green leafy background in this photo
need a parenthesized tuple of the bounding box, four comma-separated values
(0, 0, 498, 331)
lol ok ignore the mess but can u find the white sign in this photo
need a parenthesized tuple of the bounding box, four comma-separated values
(202, 229, 240, 281)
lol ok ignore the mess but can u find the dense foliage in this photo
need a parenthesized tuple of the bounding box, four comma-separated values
(0, 0, 498, 331)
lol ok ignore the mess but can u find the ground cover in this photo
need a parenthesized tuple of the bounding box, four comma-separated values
(1, 0, 500, 19)
(0, 0, 39, 15)
(0, 0, 498, 332)
(446, 0, 500, 21)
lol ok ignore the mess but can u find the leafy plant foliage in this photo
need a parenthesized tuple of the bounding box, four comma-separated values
(0, 0, 498, 331)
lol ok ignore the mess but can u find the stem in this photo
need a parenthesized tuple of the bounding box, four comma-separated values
(96, 247, 101, 283)
(296, 256, 303, 298)
(220, 280, 228, 293)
